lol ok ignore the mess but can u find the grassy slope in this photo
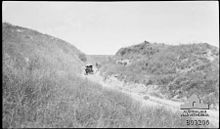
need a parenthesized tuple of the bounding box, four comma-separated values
(100, 41, 219, 107)
(3, 23, 208, 128)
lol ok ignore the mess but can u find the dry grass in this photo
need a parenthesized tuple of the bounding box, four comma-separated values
(2, 23, 212, 128)
(3, 48, 211, 128)
(3, 66, 207, 128)
(101, 41, 219, 107)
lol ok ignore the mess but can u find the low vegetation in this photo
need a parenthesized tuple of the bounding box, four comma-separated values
(3, 23, 212, 128)
(100, 41, 219, 108)
(3, 66, 204, 128)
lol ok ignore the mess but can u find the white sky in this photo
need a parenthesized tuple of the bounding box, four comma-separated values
(2, 1, 219, 55)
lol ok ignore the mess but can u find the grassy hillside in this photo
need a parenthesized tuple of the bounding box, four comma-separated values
(2, 23, 87, 74)
(2, 23, 210, 128)
(100, 41, 219, 108)
(115, 41, 168, 62)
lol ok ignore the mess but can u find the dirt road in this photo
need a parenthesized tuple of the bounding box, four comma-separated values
(81, 72, 219, 128)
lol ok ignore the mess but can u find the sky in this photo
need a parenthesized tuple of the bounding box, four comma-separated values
(2, 1, 219, 55)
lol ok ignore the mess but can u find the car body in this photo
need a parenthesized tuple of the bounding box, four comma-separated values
(85, 64, 94, 75)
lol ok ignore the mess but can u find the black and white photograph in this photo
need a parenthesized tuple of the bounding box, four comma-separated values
(2, 1, 219, 128)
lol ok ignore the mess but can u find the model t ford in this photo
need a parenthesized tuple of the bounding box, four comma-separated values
(84, 64, 94, 75)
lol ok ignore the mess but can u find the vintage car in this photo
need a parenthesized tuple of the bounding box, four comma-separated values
(85, 64, 94, 75)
